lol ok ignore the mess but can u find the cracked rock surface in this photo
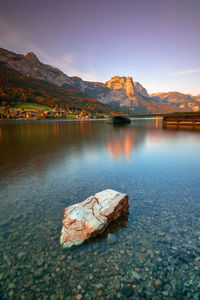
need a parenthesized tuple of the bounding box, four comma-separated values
(60, 189, 129, 248)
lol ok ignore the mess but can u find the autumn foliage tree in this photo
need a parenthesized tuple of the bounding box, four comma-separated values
(0, 62, 111, 114)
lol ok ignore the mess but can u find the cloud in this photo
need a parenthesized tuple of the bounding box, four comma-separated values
(0, 18, 98, 81)
(43, 53, 98, 81)
(61, 53, 76, 65)
(170, 68, 200, 76)
(0, 19, 22, 48)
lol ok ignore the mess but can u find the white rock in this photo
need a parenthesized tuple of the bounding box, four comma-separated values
(60, 189, 129, 248)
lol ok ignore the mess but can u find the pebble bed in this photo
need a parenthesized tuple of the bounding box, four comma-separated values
(0, 120, 200, 299)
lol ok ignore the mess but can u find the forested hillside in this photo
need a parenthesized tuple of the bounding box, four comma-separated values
(0, 63, 111, 113)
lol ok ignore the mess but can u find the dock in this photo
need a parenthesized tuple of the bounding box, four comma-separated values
(162, 112, 200, 127)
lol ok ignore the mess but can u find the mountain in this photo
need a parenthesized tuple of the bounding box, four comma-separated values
(75, 75, 193, 114)
(150, 92, 200, 112)
(0, 48, 133, 110)
(0, 47, 74, 87)
(106, 76, 149, 99)
(0, 62, 111, 113)
(103, 76, 190, 114)
(0, 47, 199, 114)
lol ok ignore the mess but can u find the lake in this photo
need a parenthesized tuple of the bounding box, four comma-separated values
(0, 119, 200, 299)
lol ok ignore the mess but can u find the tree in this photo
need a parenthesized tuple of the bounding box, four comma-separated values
(81, 109, 88, 116)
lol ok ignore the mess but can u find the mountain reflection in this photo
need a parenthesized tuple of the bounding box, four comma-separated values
(0, 120, 162, 182)
(0, 120, 105, 181)
(107, 125, 145, 159)
(1, 119, 198, 184)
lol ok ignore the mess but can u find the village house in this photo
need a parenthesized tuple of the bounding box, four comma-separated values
(25, 111, 37, 119)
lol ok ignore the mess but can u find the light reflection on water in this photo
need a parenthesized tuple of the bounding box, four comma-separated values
(0, 119, 200, 299)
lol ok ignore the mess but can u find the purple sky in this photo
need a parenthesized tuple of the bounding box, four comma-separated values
(1, 0, 200, 95)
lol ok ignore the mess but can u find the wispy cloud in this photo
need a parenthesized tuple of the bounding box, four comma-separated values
(170, 68, 200, 76)
(45, 53, 98, 81)
(0, 19, 22, 48)
(0, 18, 98, 81)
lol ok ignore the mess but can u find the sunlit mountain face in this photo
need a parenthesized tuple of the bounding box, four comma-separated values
(1, 48, 199, 114)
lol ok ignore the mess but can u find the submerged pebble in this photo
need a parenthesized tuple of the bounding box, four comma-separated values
(155, 279, 162, 289)
(107, 233, 117, 244)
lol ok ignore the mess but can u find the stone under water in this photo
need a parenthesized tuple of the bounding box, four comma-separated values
(60, 189, 129, 248)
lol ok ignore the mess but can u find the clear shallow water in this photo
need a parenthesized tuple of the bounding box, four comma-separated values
(0, 119, 200, 300)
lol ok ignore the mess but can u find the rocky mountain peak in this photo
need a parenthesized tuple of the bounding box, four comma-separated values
(133, 82, 149, 97)
(105, 76, 134, 93)
(105, 75, 149, 99)
(2, 47, 192, 114)
(23, 52, 39, 61)
(0, 47, 73, 86)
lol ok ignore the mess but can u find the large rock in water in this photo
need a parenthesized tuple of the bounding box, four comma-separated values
(60, 189, 129, 248)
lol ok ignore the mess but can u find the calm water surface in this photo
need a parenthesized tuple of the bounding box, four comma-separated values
(0, 119, 200, 299)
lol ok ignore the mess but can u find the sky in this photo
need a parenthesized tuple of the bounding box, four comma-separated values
(0, 0, 200, 95)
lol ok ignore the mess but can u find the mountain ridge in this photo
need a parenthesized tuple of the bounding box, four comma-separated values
(150, 91, 200, 112)
(0, 47, 199, 114)
(0, 62, 111, 113)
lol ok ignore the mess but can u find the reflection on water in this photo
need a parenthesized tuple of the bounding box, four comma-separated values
(163, 124, 200, 132)
(0, 121, 108, 181)
(107, 125, 145, 159)
(0, 120, 153, 179)
(0, 119, 200, 299)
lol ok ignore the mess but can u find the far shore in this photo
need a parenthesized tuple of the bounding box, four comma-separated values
(0, 115, 161, 121)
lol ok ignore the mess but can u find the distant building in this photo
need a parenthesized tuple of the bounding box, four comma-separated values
(25, 111, 37, 118)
